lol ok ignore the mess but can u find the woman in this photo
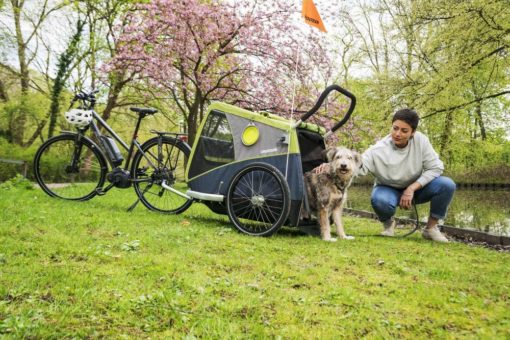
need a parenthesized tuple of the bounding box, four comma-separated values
(318, 108, 456, 242)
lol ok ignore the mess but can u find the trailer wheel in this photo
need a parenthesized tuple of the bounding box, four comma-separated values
(226, 163, 290, 236)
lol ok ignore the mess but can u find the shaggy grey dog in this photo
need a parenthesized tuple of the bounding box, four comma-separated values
(303, 147, 361, 241)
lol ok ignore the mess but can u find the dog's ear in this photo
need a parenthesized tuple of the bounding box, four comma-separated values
(324, 147, 337, 162)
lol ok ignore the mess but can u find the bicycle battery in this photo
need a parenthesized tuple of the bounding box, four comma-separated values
(100, 135, 124, 166)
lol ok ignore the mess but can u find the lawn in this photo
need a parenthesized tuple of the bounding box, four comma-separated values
(0, 181, 509, 338)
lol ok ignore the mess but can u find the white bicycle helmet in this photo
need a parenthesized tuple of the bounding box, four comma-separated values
(64, 109, 93, 128)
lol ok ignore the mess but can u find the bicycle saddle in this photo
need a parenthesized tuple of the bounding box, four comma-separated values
(130, 107, 158, 115)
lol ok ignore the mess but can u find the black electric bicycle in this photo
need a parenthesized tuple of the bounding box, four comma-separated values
(33, 89, 193, 214)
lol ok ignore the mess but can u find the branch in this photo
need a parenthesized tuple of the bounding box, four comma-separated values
(0, 62, 21, 77)
(169, 86, 188, 118)
(24, 0, 67, 45)
(470, 46, 506, 68)
(422, 90, 510, 119)
(203, 67, 244, 98)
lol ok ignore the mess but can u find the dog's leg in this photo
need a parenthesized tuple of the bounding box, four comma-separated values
(319, 208, 336, 242)
(333, 203, 354, 240)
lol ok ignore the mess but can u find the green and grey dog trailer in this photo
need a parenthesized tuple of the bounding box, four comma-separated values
(182, 85, 356, 236)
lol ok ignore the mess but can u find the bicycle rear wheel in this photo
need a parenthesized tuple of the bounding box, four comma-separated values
(33, 133, 107, 200)
(131, 136, 193, 214)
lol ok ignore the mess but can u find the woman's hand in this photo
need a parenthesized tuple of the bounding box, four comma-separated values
(313, 163, 330, 174)
(399, 188, 414, 209)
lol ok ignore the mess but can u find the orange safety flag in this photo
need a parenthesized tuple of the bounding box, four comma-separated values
(302, 0, 327, 32)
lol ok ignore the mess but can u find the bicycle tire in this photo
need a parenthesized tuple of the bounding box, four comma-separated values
(131, 136, 193, 214)
(33, 133, 107, 200)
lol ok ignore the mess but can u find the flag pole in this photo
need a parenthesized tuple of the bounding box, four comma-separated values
(285, 0, 327, 180)
(284, 43, 301, 180)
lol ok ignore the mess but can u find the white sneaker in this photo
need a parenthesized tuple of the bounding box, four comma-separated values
(380, 219, 395, 237)
(422, 226, 449, 243)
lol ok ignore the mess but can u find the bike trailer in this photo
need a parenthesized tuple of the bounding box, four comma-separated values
(184, 85, 356, 236)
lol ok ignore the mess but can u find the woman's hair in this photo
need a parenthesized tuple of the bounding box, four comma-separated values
(392, 108, 420, 131)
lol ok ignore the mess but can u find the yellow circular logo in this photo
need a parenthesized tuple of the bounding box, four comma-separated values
(242, 125, 259, 146)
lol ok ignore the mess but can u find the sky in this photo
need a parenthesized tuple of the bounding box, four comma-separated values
(0, 0, 377, 80)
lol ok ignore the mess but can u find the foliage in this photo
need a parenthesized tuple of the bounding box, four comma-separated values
(336, 79, 391, 151)
(447, 139, 510, 172)
(108, 0, 334, 144)
(0, 187, 509, 338)
(0, 0, 508, 180)
(342, 0, 510, 156)
(0, 92, 50, 143)
(0, 137, 37, 181)
(0, 174, 33, 190)
(47, 19, 86, 139)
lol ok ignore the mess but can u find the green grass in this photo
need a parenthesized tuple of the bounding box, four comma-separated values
(1, 184, 509, 338)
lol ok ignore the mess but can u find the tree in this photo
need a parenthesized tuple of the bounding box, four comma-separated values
(404, 0, 509, 160)
(1, 0, 66, 145)
(338, 0, 509, 167)
(108, 0, 335, 145)
(46, 19, 85, 139)
(75, 0, 139, 125)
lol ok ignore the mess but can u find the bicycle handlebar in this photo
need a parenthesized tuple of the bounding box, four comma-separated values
(70, 89, 99, 109)
(74, 89, 98, 101)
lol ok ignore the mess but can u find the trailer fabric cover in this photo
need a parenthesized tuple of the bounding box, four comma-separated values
(226, 114, 289, 161)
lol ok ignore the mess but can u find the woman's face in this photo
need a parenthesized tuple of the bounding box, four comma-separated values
(391, 119, 415, 148)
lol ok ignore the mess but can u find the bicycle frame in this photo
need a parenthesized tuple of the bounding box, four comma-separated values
(84, 110, 156, 172)
(84, 109, 188, 201)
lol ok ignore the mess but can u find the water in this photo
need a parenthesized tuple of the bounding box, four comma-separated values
(346, 186, 510, 236)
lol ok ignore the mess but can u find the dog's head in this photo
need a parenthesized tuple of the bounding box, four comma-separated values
(325, 146, 361, 180)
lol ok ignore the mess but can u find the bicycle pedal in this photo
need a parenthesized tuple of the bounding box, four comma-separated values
(95, 188, 106, 196)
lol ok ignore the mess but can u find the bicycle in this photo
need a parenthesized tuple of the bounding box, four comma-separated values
(33, 89, 193, 214)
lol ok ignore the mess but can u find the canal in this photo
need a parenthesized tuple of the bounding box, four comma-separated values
(346, 186, 510, 236)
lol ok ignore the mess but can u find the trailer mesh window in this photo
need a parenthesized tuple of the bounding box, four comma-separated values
(188, 110, 234, 178)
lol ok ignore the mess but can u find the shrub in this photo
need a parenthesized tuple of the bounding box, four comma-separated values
(0, 174, 34, 190)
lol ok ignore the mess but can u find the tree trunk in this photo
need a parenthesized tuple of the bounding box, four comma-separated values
(89, 15, 97, 89)
(101, 79, 124, 122)
(439, 111, 453, 166)
(185, 91, 204, 147)
(0, 79, 8, 101)
(474, 101, 486, 141)
(24, 120, 47, 147)
(186, 107, 198, 147)
(11, 0, 30, 145)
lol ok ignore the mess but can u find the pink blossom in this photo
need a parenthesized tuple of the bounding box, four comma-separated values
(106, 0, 364, 144)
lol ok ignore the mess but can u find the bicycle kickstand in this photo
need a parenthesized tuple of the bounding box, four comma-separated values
(127, 182, 154, 212)
(127, 198, 140, 212)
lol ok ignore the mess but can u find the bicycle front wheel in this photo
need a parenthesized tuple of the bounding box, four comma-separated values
(132, 136, 193, 214)
(33, 133, 107, 200)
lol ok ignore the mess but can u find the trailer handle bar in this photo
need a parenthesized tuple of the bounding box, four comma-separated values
(293, 85, 356, 135)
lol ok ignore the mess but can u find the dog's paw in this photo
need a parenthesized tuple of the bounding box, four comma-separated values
(342, 235, 355, 240)
(323, 237, 337, 242)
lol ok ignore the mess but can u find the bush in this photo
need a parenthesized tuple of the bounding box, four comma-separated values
(0, 138, 36, 182)
(444, 139, 510, 183)
(0, 174, 34, 190)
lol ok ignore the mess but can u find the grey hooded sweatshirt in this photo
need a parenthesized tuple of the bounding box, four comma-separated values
(358, 131, 444, 189)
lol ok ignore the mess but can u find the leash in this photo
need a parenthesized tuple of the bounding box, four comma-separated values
(396, 200, 421, 237)
(299, 201, 422, 238)
(349, 199, 421, 238)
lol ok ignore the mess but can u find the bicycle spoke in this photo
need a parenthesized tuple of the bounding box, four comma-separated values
(132, 137, 192, 214)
